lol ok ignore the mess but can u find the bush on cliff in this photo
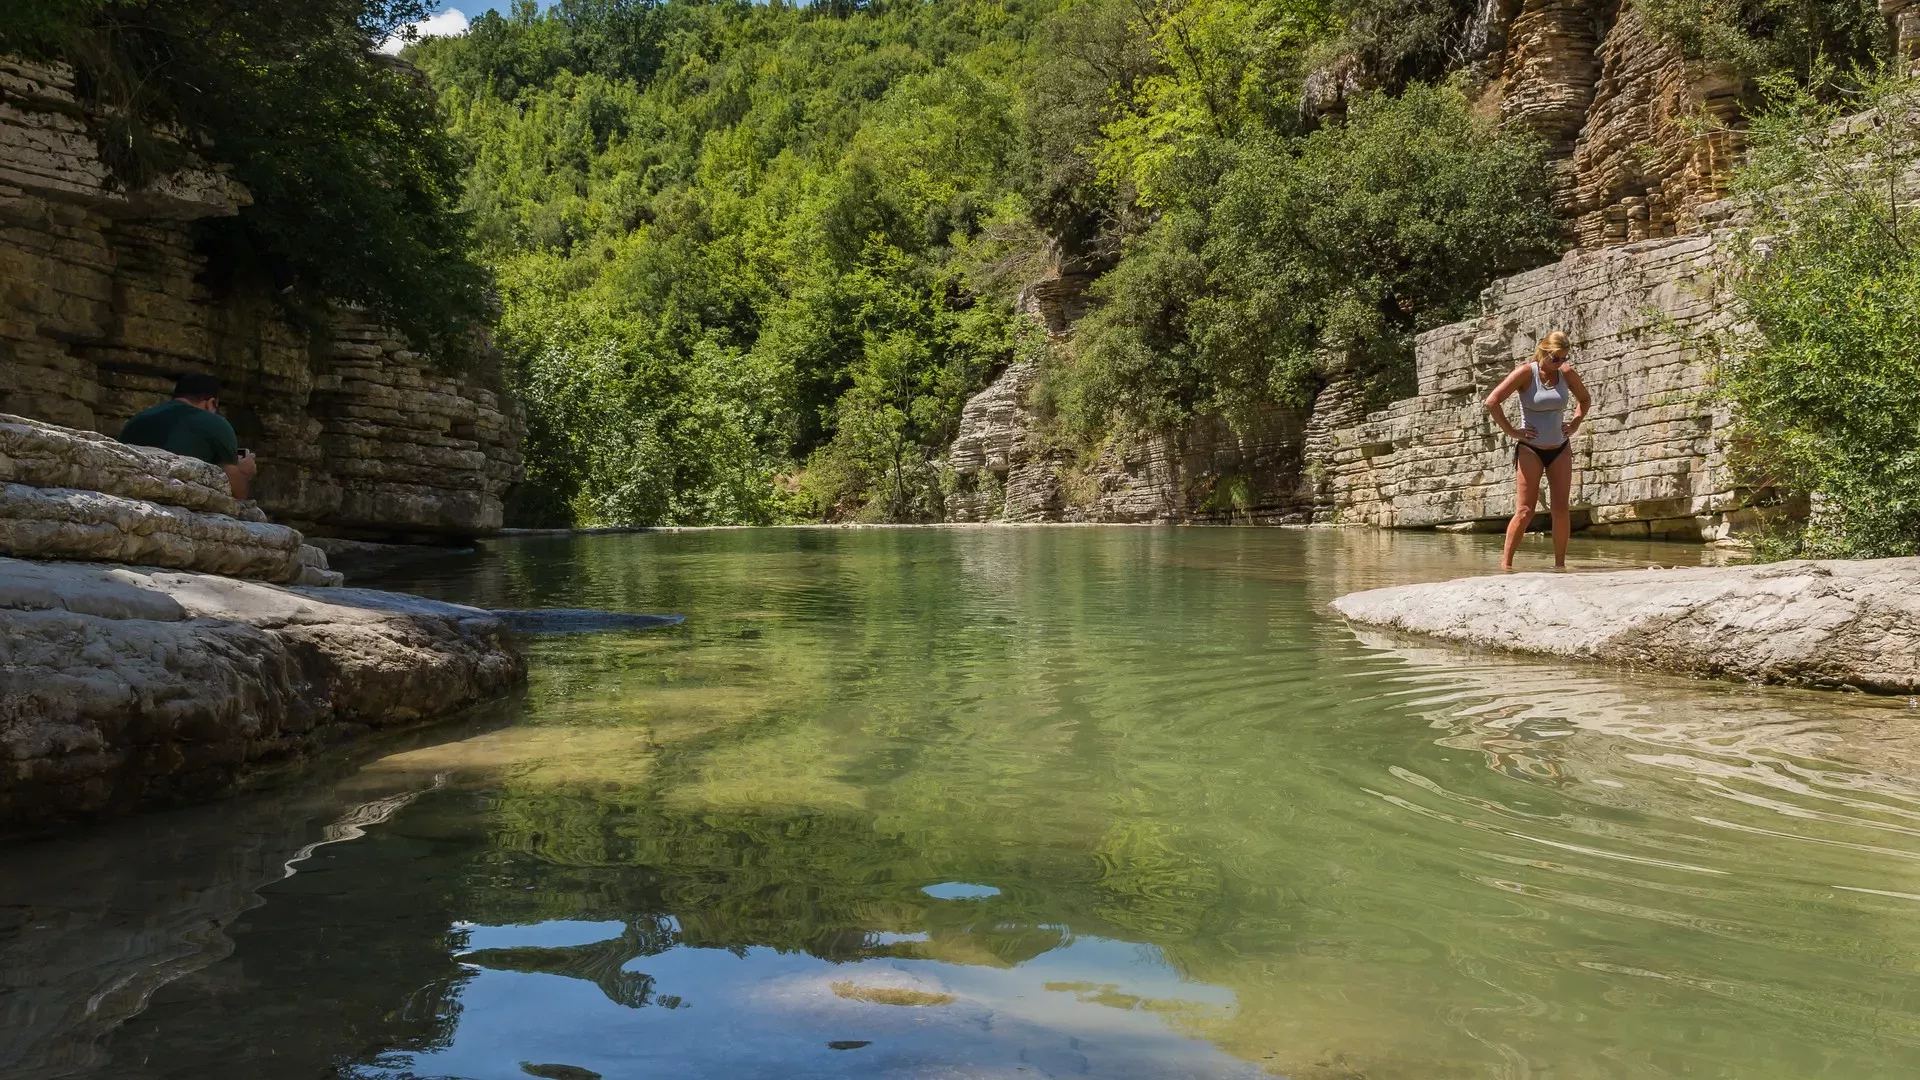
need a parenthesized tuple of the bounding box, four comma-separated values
(1, 0, 488, 355)
(1638, 0, 1882, 86)
(1053, 81, 1561, 440)
(1716, 68, 1920, 558)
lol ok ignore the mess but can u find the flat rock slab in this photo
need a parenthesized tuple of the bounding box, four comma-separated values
(1329, 557, 1920, 693)
(0, 413, 244, 518)
(0, 557, 525, 836)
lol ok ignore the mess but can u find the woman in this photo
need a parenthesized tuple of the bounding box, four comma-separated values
(1485, 331, 1590, 570)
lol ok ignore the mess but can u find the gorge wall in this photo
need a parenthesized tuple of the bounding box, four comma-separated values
(0, 57, 522, 544)
(944, 0, 1763, 538)
(1325, 227, 1745, 540)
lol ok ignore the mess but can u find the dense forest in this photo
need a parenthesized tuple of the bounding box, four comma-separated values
(7, 0, 1914, 551)
(402, 0, 1571, 526)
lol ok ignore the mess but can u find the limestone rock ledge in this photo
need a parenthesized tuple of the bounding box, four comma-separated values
(1331, 559, 1920, 692)
(0, 413, 342, 586)
(0, 557, 527, 835)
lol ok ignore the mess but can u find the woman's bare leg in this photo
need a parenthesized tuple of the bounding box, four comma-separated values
(1548, 447, 1574, 567)
(1502, 449, 1543, 570)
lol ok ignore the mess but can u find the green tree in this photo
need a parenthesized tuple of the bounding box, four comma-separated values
(418, 0, 1052, 525)
(1059, 82, 1560, 438)
(1711, 68, 1920, 557)
(4, 0, 490, 353)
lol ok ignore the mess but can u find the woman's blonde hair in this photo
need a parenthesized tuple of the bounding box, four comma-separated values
(1532, 331, 1571, 365)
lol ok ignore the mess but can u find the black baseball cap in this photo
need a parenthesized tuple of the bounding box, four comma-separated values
(173, 373, 221, 400)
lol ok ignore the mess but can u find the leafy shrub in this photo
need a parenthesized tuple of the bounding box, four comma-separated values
(1711, 68, 1920, 558)
(1059, 81, 1560, 437)
(1636, 0, 1882, 84)
(3, 1, 490, 354)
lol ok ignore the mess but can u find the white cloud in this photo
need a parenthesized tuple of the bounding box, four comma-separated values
(378, 8, 470, 55)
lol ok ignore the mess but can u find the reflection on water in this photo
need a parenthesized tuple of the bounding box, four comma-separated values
(7, 527, 1920, 1079)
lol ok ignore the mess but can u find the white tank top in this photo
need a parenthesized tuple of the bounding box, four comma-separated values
(1519, 362, 1570, 448)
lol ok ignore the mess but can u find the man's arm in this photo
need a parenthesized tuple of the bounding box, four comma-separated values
(223, 452, 257, 501)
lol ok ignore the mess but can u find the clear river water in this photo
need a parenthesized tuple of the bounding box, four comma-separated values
(9, 527, 1920, 1080)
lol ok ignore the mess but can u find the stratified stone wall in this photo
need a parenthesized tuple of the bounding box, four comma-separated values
(1886, 0, 1920, 67)
(1560, 5, 1745, 246)
(1481, 0, 1744, 248)
(0, 56, 521, 542)
(944, 360, 1315, 525)
(1494, 0, 1608, 158)
(1322, 228, 1750, 541)
(0, 414, 342, 585)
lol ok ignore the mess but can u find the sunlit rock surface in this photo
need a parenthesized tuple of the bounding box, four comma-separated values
(1322, 230, 1750, 540)
(0, 557, 525, 835)
(1332, 558, 1920, 691)
(0, 413, 339, 585)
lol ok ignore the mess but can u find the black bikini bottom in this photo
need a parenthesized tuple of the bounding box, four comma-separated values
(1515, 441, 1569, 468)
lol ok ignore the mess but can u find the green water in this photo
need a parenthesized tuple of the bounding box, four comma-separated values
(9, 527, 1920, 1079)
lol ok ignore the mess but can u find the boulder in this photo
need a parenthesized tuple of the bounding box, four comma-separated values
(0, 482, 311, 582)
(0, 413, 247, 518)
(0, 557, 525, 834)
(1329, 558, 1920, 692)
(0, 413, 345, 585)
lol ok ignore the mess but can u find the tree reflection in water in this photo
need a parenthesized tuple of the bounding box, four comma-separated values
(11, 528, 1920, 1080)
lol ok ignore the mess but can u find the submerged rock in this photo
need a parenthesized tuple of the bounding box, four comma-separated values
(1330, 558, 1920, 693)
(493, 608, 684, 634)
(0, 557, 525, 836)
(520, 1064, 602, 1080)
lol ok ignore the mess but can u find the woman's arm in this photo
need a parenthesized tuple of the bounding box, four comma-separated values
(1484, 365, 1535, 441)
(1563, 367, 1592, 435)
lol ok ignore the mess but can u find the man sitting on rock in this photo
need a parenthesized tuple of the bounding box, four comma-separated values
(118, 373, 259, 499)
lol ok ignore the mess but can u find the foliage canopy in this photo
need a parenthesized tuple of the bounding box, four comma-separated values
(408, 0, 1570, 525)
(1712, 68, 1920, 558)
(2, 0, 490, 353)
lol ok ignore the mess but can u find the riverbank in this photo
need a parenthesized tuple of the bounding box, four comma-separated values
(1331, 557, 1920, 692)
(0, 557, 525, 838)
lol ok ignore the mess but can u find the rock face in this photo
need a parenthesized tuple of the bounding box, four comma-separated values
(944, 361, 1315, 524)
(1483, 0, 1744, 248)
(947, 227, 1749, 536)
(0, 413, 341, 584)
(1322, 227, 1755, 541)
(0, 556, 526, 835)
(1331, 558, 1920, 693)
(944, 243, 1318, 525)
(0, 56, 522, 543)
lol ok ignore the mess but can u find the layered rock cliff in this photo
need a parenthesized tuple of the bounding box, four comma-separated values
(943, 0, 1772, 535)
(0, 57, 522, 543)
(1325, 227, 1749, 541)
(1483, 0, 1744, 246)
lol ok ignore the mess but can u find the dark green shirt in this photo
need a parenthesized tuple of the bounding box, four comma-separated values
(118, 400, 240, 466)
